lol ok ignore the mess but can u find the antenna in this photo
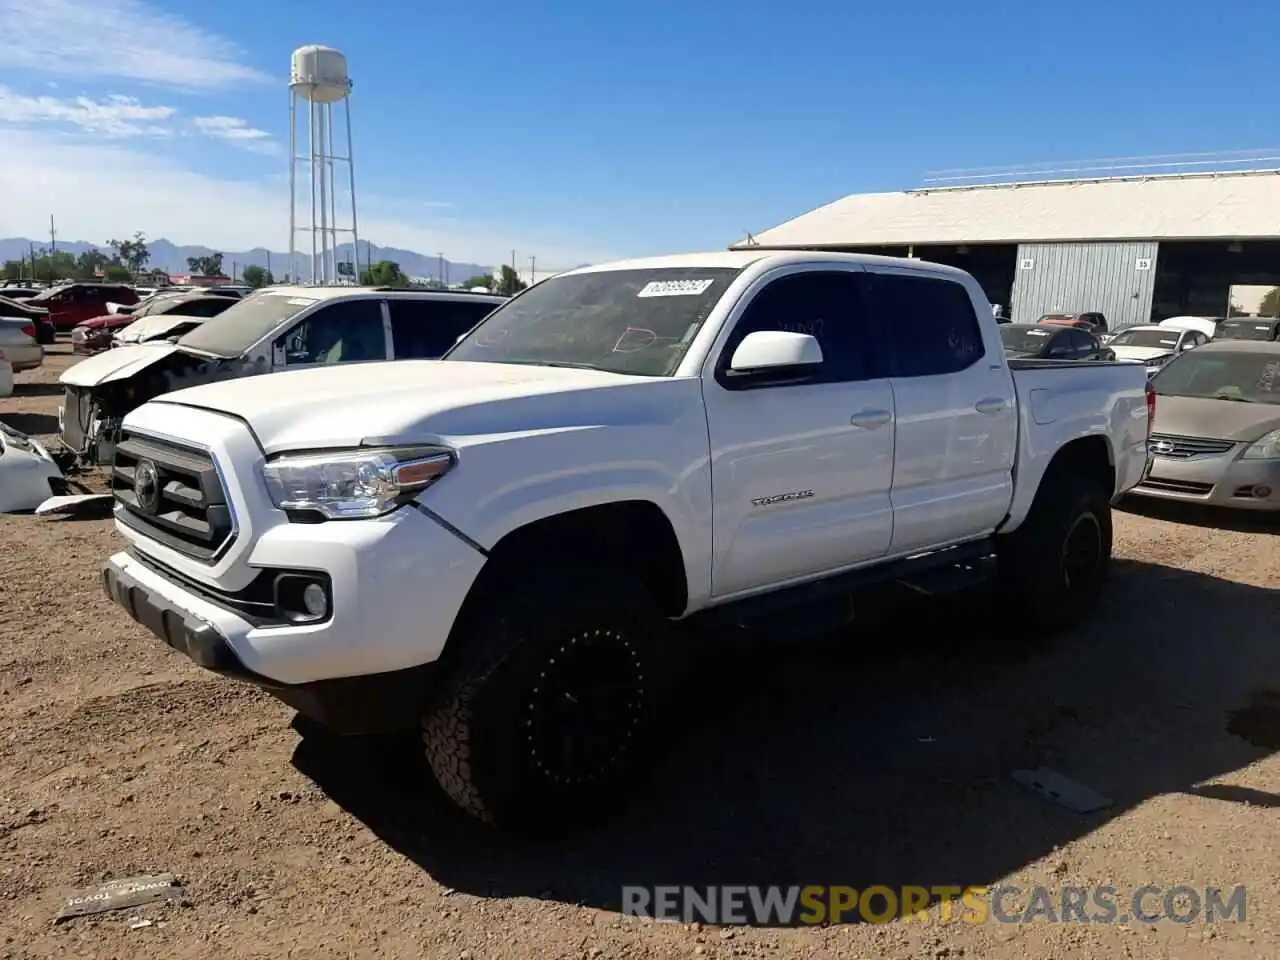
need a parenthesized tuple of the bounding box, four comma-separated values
(289, 45, 360, 285)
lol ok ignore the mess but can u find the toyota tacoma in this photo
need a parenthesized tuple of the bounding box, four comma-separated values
(100, 250, 1153, 830)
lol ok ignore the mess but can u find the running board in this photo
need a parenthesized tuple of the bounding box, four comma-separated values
(692, 538, 998, 634)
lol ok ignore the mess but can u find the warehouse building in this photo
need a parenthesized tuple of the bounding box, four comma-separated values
(731, 169, 1280, 330)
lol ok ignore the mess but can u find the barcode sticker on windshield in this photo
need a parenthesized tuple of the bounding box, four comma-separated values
(286, 298, 319, 306)
(636, 279, 715, 298)
(1027, 329, 1049, 336)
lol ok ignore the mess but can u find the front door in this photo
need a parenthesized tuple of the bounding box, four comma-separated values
(272, 299, 391, 369)
(863, 268, 1017, 555)
(703, 268, 895, 599)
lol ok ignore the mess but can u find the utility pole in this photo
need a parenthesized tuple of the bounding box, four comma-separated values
(232, 260, 238, 281)
(529, 255, 536, 285)
(49, 214, 56, 255)
(438, 252, 444, 285)
(266, 251, 273, 281)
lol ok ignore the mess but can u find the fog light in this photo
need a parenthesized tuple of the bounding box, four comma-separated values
(273, 573, 331, 623)
(1254, 485, 1272, 499)
(302, 582, 327, 617)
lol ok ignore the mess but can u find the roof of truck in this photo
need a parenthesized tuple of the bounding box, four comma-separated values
(564, 249, 974, 279)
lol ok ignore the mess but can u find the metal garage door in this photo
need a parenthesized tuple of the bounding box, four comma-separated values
(1012, 241, 1158, 331)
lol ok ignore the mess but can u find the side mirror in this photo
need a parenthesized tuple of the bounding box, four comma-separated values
(727, 330, 823, 374)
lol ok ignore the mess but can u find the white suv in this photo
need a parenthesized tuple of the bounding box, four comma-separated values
(57, 286, 507, 466)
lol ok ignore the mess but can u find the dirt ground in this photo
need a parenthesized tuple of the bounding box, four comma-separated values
(2, 343, 1279, 959)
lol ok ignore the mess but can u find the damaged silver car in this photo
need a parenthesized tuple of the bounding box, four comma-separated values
(56, 285, 507, 466)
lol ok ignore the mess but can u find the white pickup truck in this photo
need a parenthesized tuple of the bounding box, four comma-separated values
(101, 250, 1152, 830)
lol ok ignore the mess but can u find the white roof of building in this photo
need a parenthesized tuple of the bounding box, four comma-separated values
(736, 169, 1280, 248)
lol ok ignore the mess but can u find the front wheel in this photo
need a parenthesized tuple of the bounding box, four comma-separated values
(421, 568, 671, 832)
(996, 472, 1113, 635)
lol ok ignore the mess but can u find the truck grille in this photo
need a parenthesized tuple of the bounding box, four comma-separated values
(1147, 434, 1236, 459)
(111, 432, 235, 561)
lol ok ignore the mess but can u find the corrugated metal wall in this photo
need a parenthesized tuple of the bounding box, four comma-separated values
(1011, 241, 1159, 330)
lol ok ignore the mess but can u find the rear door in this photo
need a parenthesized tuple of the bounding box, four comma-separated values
(864, 268, 1017, 555)
(387, 297, 499, 359)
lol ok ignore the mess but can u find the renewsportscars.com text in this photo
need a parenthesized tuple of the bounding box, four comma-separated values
(622, 884, 1246, 926)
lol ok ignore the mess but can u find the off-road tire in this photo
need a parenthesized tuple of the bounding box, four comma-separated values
(996, 470, 1113, 636)
(421, 567, 671, 832)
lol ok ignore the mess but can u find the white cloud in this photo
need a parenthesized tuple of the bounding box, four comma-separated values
(0, 128, 617, 271)
(0, 86, 281, 153)
(192, 115, 278, 154)
(0, 0, 270, 90)
(0, 86, 175, 137)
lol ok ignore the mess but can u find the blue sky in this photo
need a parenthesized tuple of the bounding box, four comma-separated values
(1, 0, 1278, 272)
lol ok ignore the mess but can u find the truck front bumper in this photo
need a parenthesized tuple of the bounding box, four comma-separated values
(102, 504, 488, 734)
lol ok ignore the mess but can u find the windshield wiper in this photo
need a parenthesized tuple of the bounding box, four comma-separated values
(521, 360, 601, 371)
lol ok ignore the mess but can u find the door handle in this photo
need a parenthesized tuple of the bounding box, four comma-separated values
(850, 409, 891, 429)
(975, 397, 1007, 415)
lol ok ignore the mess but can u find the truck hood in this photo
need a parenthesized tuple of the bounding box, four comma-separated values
(1111, 345, 1174, 362)
(60, 343, 187, 387)
(114, 313, 202, 343)
(151, 359, 671, 453)
(1152, 394, 1280, 442)
(76, 312, 119, 330)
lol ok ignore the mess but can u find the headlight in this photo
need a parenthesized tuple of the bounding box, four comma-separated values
(1144, 355, 1170, 367)
(1241, 429, 1280, 461)
(260, 446, 455, 519)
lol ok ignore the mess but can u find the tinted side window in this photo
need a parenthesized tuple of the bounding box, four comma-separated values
(277, 299, 386, 365)
(720, 271, 871, 383)
(389, 298, 497, 359)
(865, 273, 985, 377)
(176, 298, 235, 318)
(1065, 329, 1094, 357)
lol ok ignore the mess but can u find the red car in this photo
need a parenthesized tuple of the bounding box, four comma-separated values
(27, 282, 139, 332)
(71, 291, 240, 354)
(70, 312, 137, 354)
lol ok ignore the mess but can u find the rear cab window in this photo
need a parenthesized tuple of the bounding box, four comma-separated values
(864, 272, 986, 376)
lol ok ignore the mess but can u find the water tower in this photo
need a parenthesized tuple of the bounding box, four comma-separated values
(288, 45, 360, 285)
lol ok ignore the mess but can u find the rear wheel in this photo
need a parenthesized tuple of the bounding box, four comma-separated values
(997, 471, 1112, 635)
(421, 568, 670, 832)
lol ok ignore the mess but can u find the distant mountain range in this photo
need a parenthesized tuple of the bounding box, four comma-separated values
(0, 237, 493, 285)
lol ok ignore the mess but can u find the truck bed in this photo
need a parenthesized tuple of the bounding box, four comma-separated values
(1002, 355, 1151, 528)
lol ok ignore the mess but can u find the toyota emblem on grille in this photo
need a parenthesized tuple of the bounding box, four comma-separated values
(1150, 439, 1175, 455)
(134, 458, 161, 513)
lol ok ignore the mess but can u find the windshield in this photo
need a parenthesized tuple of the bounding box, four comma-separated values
(999, 326, 1055, 354)
(129, 294, 184, 318)
(1216, 320, 1277, 341)
(1152, 350, 1280, 404)
(177, 290, 321, 356)
(1109, 328, 1180, 349)
(445, 266, 743, 376)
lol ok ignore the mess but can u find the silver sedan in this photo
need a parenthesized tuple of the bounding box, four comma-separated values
(0, 316, 43, 372)
(1129, 339, 1280, 510)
